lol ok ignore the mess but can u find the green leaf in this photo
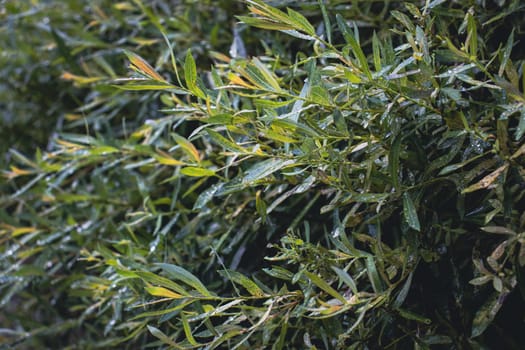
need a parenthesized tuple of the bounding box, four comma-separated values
(466, 11, 478, 57)
(136, 271, 190, 296)
(147, 325, 181, 348)
(403, 192, 421, 231)
(336, 14, 371, 79)
(145, 285, 184, 299)
(366, 256, 384, 293)
(389, 135, 403, 191)
(180, 167, 216, 177)
(206, 129, 247, 153)
(372, 31, 381, 71)
(181, 312, 199, 346)
(184, 49, 205, 98)
(391, 10, 415, 32)
(318, 0, 332, 43)
(331, 266, 357, 294)
(304, 271, 347, 304)
(471, 292, 505, 338)
(243, 158, 295, 184)
(218, 269, 265, 297)
(286, 7, 315, 36)
(241, 58, 282, 92)
(171, 133, 200, 163)
(397, 308, 432, 324)
(236, 15, 294, 31)
(156, 263, 213, 297)
(515, 107, 525, 140)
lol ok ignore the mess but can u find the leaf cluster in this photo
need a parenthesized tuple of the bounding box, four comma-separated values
(1, 0, 525, 349)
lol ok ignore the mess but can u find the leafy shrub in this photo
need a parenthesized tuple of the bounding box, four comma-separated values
(1, 0, 525, 349)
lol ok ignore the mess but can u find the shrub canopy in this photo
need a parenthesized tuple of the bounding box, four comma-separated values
(1, 0, 525, 349)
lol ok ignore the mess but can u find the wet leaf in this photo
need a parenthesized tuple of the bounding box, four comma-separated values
(156, 263, 213, 297)
(243, 158, 295, 184)
(403, 192, 421, 231)
(462, 164, 508, 194)
(125, 51, 166, 82)
(471, 293, 506, 338)
(305, 270, 347, 304)
(180, 167, 215, 177)
(218, 269, 265, 297)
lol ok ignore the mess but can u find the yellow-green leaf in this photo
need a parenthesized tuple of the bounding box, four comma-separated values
(171, 133, 200, 163)
(145, 285, 184, 299)
(184, 49, 205, 98)
(125, 50, 166, 82)
(180, 167, 215, 177)
(305, 270, 346, 304)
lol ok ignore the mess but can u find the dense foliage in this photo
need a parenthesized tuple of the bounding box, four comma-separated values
(1, 0, 525, 349)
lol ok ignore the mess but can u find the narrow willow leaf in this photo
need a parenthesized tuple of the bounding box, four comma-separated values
(147, 325, 181, 348)
(499, 29, 514, 77)
(366, 256, 384, 293)
(403, 192, 421, 231)
(145, 285, 184, 299)
(466, 11, 478, 57)
(171, 133, 200, 163)
(511, 141, 525, 159)
(181, 167, 215, 177)
(471, 292, 506, 337)
(462, 164, 508, 194)
(286, 7, 315, 36)
(243, 158, 295, 183)
(264, 129, 299, 143)
(240, 58, 281, 92)
(397, 308, 432, 324)
(125, 50, 165, 82)
(394, 272, 413, 307)
(436, 63, 476, 78)
(181, 313, 198, 346)
(245, 0, 290, 24)
(132, 300, 196, 320)
(514, 108, 525, 140)
(236, 16, 294, 31)
(481, 226, 516, 235)
(308, 85, 331, 106)
(331, 266, 357, 294)
(88, 146, 119, 156)
(274, 314, 289, 350)
(193, 183, 222, 210)
(161, 31, 182, 86)
(218, 269, 265, 297)
(252, 58, 282, 92)
(154, 151, 185, 166)
(438, 152, 484, 175)
(136, 271, 190, 296)
(184, 49, 205, 98)
(372, 31, 381, 71)
(341, 192, 389, 205)
(11, 226, 39, 237)
(112, 82, 182, 92)
(255, 190, 267, 223)
(335, 14, 371, 79)
(389, 135, 402, 191)
(391, 10, 415, 32)
(304, 271, 346, 304)
(156, 263, 213, 297)
(318, 0, 332, 44)
(206, 129, 246, 153)
(469, 275, 493, 286)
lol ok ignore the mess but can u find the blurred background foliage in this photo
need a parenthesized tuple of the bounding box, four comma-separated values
(1, 0, 525, 349)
